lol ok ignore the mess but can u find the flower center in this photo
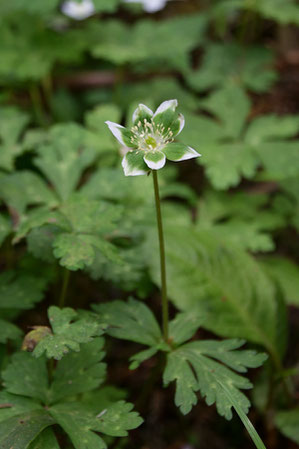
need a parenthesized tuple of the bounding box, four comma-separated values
(130, 119, 174, 152)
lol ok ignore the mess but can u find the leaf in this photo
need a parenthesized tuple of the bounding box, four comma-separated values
(244, 114, 299, 145)
(33, 306, 105, 360)
(257, 142, 299, 181)
(200, 85, 250, 139)
(0, 410, 55, 449)
(187, 43, 277, 93)
(0, 106, 30, 171)
(275, 408, 299, 444)
(169, 311, 203, 346)
(163, 339, 266, 417)
(260, 257, 299, 306)
(34, 123, 97, 201)
(2, 352, 49, 403)
(93, 298, 162, 346)
(0, 392, 42, 422)
(0, 271, 46, 310)
(0, 319, 22, 344)
(91, 14, 206, 70)
(0, 171, 56, 215)
(28, 428, 60, 449)
(50, 400, 143, 449)
(51, 195, 123, 271)
(200, 142, 259, 190)
(49, 338, 106, 403)
(145, 224, 286, 362)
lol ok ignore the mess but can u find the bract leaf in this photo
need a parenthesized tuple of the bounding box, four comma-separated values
(163, 339, 267, 417)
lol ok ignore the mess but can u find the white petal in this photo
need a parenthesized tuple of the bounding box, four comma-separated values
(154, 99, 178, 117)
(143, 152, 166, 170)
(132, 104, 153, 124)
(105, 121, 126, 146)
(121, 155, 147, 176)
(177, 113, 185, 135)
(61, 0, 95, 20)
(176, 146, 201, 161)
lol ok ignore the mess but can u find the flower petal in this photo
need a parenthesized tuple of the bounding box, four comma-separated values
(153, 99, 179, 132)
(105, 121, 135, 148)
(162, 143, 201, 161)
(143, 151, 166, 170)
(132, 104, 153, 125)
(169, 113, 185, 137)
(122, 151, 148, 176)
(153, 99, 178, 117)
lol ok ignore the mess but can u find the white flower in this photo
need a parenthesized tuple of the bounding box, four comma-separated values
(61, 0, 95, 20)
(106, 100, 201, 176)
(123, 0, 168, 13)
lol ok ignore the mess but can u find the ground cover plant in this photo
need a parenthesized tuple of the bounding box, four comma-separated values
(0, 1, 299, 448)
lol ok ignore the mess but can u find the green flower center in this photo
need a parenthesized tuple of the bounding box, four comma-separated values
(130, 119, 174, 152)
(145, 136, 157, 148)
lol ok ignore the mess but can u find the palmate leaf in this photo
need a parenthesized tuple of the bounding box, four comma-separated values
(0, 270, 47, 310)
(50, 401, 143, 449)
(33, 306, 106, 360)
(0, 171, 57, 215)
(48, 338, 106, 403)
(91, 14, 206, 70)
(52, 195, 123, 271)
(0, 270, 47, 344)
(163, 339, 267, 417)
(93, 298, 162, 347)
(185, 86, 299, 189)
(33, 123, 97, 201)
(0, 410, 55, 449)
(28, 428, 60, 449)
(0, 340, 142, 449)
(275, 408, 299, 444)
(197, 189, 284, 253)
(187, 43, 277, 93)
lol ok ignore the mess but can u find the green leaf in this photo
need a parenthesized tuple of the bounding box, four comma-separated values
(169, 311, 203, 345)
(49, 338, 106, 403)
(0, 392, 42, 422)
(163, 339, 266, 417)
(275, 408, 299, 444)
(33, 306, 105, 360)
(2, 352, 49, 403)
(52, 195, 123, 271)
(0, 319, 22, 344)
(34, 123, 97, 201)
(244, 114, 299, 145)
(200, 142, 258, 190)
(93, 298, 162, 346)
(187, 43, 277, 93)
(258, 142, 299, 180)
(0, 171, 56, 215)
(28, 428, 60, 449)
(0, 410, 55, 449)
(200, 85, 250, 139)
(0, 271, 46, 310)
(50, 400, 143, 449)
(260, 257, 299, 306)
(145, 225, 286, 361)
(0, 106, 30, 171)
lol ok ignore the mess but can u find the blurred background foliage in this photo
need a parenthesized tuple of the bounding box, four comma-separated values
(1, 0, 299, 448)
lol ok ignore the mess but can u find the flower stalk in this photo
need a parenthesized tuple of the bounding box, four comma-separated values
(152, 170, 169, 341)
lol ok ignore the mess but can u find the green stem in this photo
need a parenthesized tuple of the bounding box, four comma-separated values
(152, 170, 169, 341)
(59, 268, 70, 309)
